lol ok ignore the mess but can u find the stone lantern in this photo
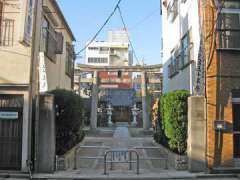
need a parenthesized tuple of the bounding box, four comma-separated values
(106, 104, 113, 126)
(131, 104, 139, 126)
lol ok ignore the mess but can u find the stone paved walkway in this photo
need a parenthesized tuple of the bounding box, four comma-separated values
(73, 122, 170, 175)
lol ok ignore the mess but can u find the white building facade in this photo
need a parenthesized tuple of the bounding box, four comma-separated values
(161, 0, 201, 94)
(85, 30, 133, 66)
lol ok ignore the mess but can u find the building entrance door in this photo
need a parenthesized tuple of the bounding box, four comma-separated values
(0, 95, 23, 170)
(233, 103, 240, 160)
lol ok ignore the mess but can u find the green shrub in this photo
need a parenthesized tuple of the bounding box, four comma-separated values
(49, 89, 85, 155)
(160, 90, 189, 154)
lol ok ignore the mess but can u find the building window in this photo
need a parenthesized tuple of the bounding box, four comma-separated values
(24, 0, 34, 45)
(180, 30, 193, 69)
(88, 47, 98, 50)
(168, 49, 179, 78)
(218, 0, 240, 9)
(167, 0, 178, 23)
(218, 7, 240, 49)
(181, 34, 189, 67)
(41, 17, 57, 62)
(88, 57, 108, 64)
(99, 47, 109, 54)
(65, 43, 74, 77)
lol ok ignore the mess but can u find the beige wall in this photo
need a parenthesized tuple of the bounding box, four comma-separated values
(0, 0, 31, 84)
(0, 0, 74, 90)
(42, 0, 73, 91)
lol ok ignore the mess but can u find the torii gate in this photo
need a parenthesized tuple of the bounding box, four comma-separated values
(75, 64, 163, 130)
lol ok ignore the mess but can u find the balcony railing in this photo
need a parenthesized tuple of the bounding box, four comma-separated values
(218, 30, 240, 50)
(0, 19, 14, 46)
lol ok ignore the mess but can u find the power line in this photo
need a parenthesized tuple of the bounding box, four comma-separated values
(75, 0, 123, 56)
(117, 6, 140, 65)
(129, 8, 160, 31)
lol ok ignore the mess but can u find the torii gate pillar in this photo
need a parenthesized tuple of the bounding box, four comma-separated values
(141, 71, 150, 130)
(90, 71, 98, 129)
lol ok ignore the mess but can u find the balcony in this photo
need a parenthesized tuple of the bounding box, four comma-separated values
(218, 30, 240, 50)
(0, 19, 15, 46)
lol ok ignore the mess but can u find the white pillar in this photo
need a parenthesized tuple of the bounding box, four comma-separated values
(141, 71, 150, 130)
(90, 71, 98, 129)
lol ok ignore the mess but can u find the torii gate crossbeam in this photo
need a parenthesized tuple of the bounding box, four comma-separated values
(76, 64, 162, 130)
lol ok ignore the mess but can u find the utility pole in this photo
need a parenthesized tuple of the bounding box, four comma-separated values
(28, 0, 42, 170)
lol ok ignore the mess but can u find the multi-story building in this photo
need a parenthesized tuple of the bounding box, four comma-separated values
(161, 0, 200, 94)
(202, 0, 240, 170)
(162, 0, 240, 171)
(85, 30, 133, 89)
(0, 0, 75, 171)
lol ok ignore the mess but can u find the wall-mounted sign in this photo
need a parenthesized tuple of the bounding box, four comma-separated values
(0, 112, 18, 119)
(39, 52, 48, 93)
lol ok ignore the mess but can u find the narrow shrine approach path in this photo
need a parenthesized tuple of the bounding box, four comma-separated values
(74, 122, 170, 175)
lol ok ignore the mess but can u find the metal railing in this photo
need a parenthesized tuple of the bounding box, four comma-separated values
(0, 19, 14, 46)
(133, 146, 168, 169)
(74, 145, 110, 170)
(104, 149, 140, 175)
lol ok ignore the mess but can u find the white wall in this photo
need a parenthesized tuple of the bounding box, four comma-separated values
(162, 0, 200, 94)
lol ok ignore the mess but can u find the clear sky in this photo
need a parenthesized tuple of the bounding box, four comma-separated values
(57, 0, 162, 65)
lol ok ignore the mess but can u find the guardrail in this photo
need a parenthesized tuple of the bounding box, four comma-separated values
(104, 149, 140, 175)
(74, 145, 111, 170)
(133, 146, 168, 169)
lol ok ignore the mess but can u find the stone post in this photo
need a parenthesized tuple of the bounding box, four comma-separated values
(90, 71, 98, 129)
(141, 71, 150, 130)
(187, 96, 206, 172)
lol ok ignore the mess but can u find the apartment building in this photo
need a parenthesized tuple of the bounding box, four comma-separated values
(0, 0, 75, 171)
(161, 0, 200, 94)
(202, 0, 240, 170)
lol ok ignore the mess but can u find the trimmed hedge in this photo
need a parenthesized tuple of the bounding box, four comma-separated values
(156, 90, 189, 154)
(49, 89, 85, 155)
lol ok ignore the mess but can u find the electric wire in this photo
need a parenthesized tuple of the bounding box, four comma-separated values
(117, 6, 140, 65)
(75, 0, 123, 56)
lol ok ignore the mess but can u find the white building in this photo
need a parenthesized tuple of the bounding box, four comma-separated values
(161, 0, 201, 94)
(85, 30, 133, 66)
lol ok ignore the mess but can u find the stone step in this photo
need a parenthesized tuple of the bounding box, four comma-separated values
(0, 172, 29, 179)
(211, 167, 240, 174)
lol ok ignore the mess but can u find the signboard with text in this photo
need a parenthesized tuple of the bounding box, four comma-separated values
(0, 112, 18, 119)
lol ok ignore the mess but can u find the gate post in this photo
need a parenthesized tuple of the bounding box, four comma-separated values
(141, 71, 150, 130)
(35, 94, 56, 173)
(187, 96, 206, 172)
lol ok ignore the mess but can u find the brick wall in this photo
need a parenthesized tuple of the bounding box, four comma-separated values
(203, 0, 240, 168)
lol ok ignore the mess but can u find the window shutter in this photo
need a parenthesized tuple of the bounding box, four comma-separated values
(47, 25, 56, 62)
(55, 32, 63, 54)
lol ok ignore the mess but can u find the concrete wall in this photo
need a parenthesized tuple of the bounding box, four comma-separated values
(187, 96, 206, 172)
(36, 94, 55, 173)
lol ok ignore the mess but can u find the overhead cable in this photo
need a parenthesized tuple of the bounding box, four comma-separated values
(75, 0, 123, 55)
(117, 6, 140, 65)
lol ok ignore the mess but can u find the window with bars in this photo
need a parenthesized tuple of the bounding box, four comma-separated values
(218, 12, 240, 49)
(0, 19, 14, 46)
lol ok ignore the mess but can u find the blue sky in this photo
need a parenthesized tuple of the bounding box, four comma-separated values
(57, 0, 162, 65)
